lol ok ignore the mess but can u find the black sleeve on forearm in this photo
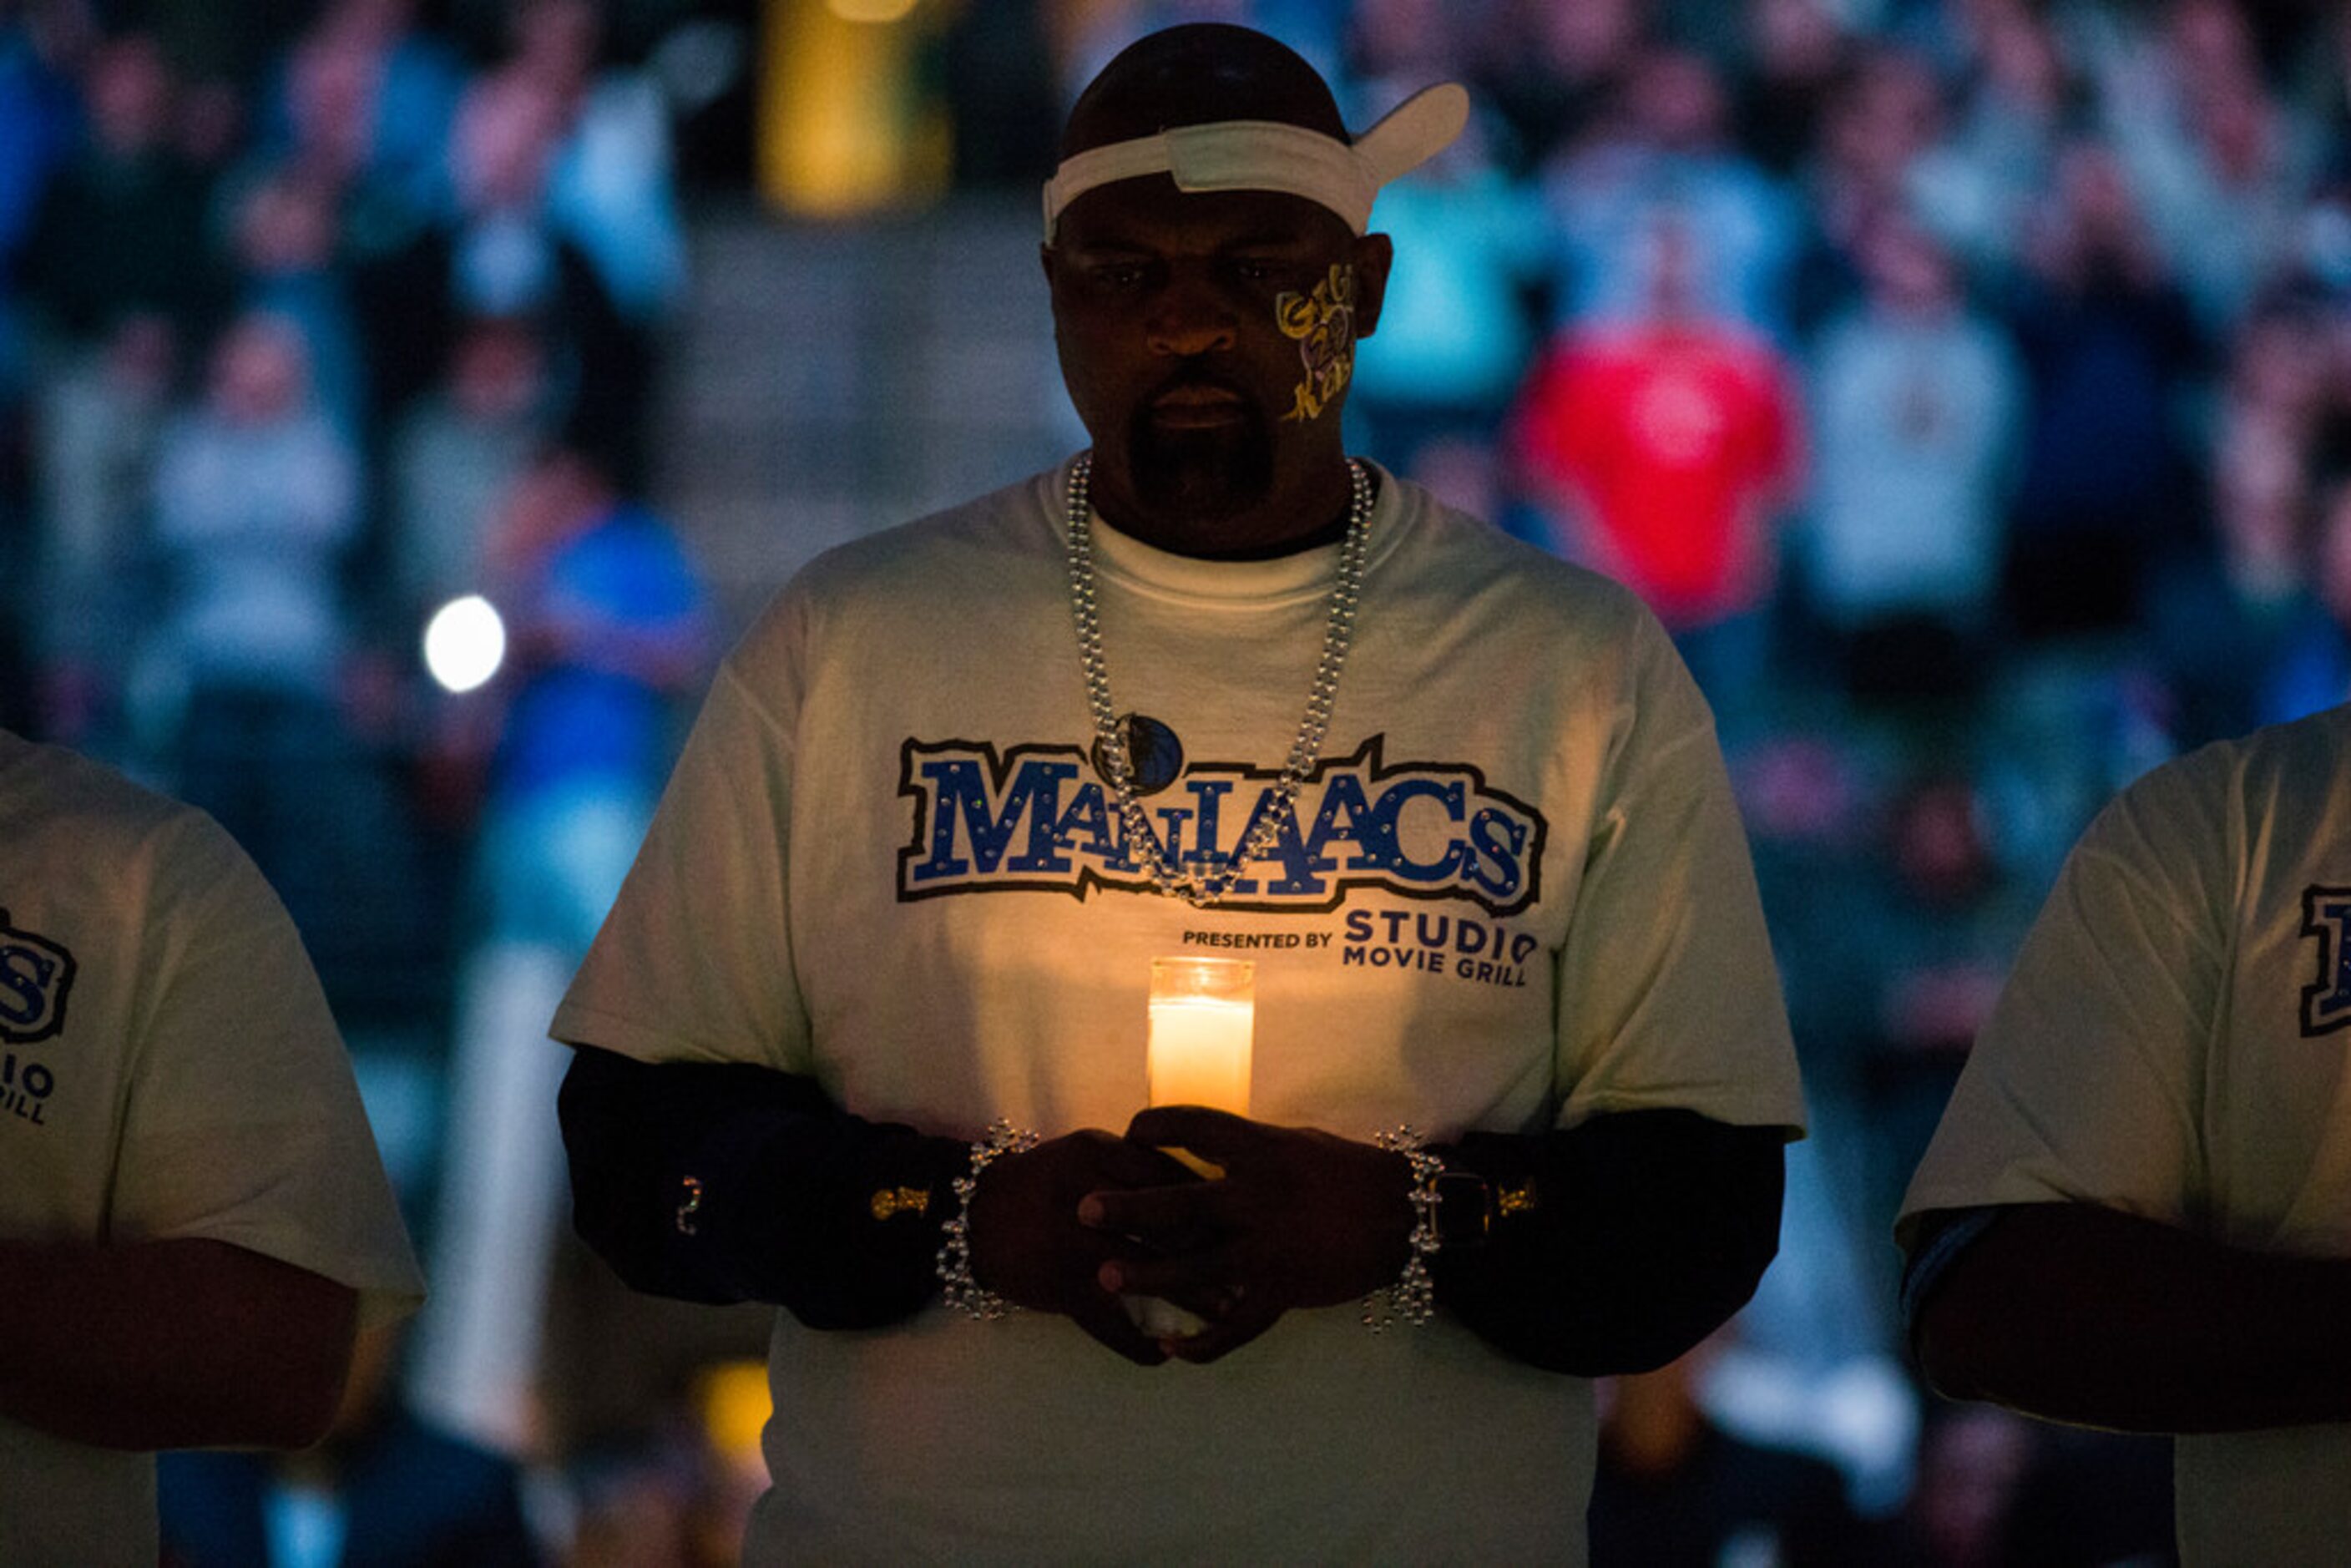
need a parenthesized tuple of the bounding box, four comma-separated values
(555, 1044, 970, 1329)
(1430, 1110, 1785, 1376)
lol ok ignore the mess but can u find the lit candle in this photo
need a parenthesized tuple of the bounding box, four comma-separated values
(1132, 959, 1254, 1340)
(1147, 957, 1254, 1169)
(1147, 993, 1253, 1115)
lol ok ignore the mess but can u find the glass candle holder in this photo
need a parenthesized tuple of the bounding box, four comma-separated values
(1146, 956, 1254, 1116)
(1130, 957, 1255, 1342)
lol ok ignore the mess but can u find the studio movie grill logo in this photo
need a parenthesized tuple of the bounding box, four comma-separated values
(0, 908, 74, 1045)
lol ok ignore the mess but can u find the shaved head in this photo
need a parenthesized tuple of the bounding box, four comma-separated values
(1062, 23, 1347, 159)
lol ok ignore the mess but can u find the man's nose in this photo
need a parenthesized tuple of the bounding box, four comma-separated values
(1146, 270, 1238, 357)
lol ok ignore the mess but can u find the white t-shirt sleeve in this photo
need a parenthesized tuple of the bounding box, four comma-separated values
(109, 813, 422, 1327)
(1898, 755, 2227, 1247)
(1550, 609, 1806, 1136)
(552, 635, 814, 1075)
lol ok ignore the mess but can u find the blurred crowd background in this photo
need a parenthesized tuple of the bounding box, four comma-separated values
(5, 0, 2348, 1560)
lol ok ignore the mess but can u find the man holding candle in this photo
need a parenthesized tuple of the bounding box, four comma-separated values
(1898, 702, 2351, 1562)
(553, 23, 1804, 1562)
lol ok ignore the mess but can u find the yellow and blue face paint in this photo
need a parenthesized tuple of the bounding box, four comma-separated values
(1277, 263, 1356, 423)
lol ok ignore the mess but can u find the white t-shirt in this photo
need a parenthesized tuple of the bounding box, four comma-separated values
(1900, 702, 2351, 1564)
(556, 463, 1805, 1565)
(0, 731, 425, 1565)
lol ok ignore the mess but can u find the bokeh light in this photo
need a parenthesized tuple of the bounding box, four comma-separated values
(422, 595, 507, 695)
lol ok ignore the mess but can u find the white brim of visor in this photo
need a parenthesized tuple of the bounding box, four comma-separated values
(1042, 82, 1471, 240)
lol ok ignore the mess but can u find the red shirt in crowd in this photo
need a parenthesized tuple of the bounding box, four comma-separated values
(1514, 322, 1802, 630)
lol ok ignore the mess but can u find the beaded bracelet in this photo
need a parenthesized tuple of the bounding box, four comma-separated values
(1364, 1125, 1443, 1332)
(937, 1118, 1040, 1320)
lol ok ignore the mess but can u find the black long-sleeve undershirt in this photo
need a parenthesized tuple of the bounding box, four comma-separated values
(1429, 1116, 1784, 1374)
(556, 1044, 1783, 1373)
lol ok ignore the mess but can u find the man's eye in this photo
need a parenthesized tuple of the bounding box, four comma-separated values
(1230, 260, 1279, 283)
(1091, 263, 1149, 290)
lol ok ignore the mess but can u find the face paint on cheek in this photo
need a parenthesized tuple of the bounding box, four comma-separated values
(1276, 264, 1357, 423)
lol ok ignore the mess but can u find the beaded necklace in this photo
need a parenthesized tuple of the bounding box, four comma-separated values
(1064, 452, 1372, 907)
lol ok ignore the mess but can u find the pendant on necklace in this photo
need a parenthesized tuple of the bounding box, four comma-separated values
(1090, 713, 1186, 797)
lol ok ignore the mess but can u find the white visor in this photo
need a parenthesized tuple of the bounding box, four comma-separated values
(1043, 82, 1471, 240)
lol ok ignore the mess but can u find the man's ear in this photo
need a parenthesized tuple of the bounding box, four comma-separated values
(1039, 242, 1058, 289)
(1352, 232, 1394, 338)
